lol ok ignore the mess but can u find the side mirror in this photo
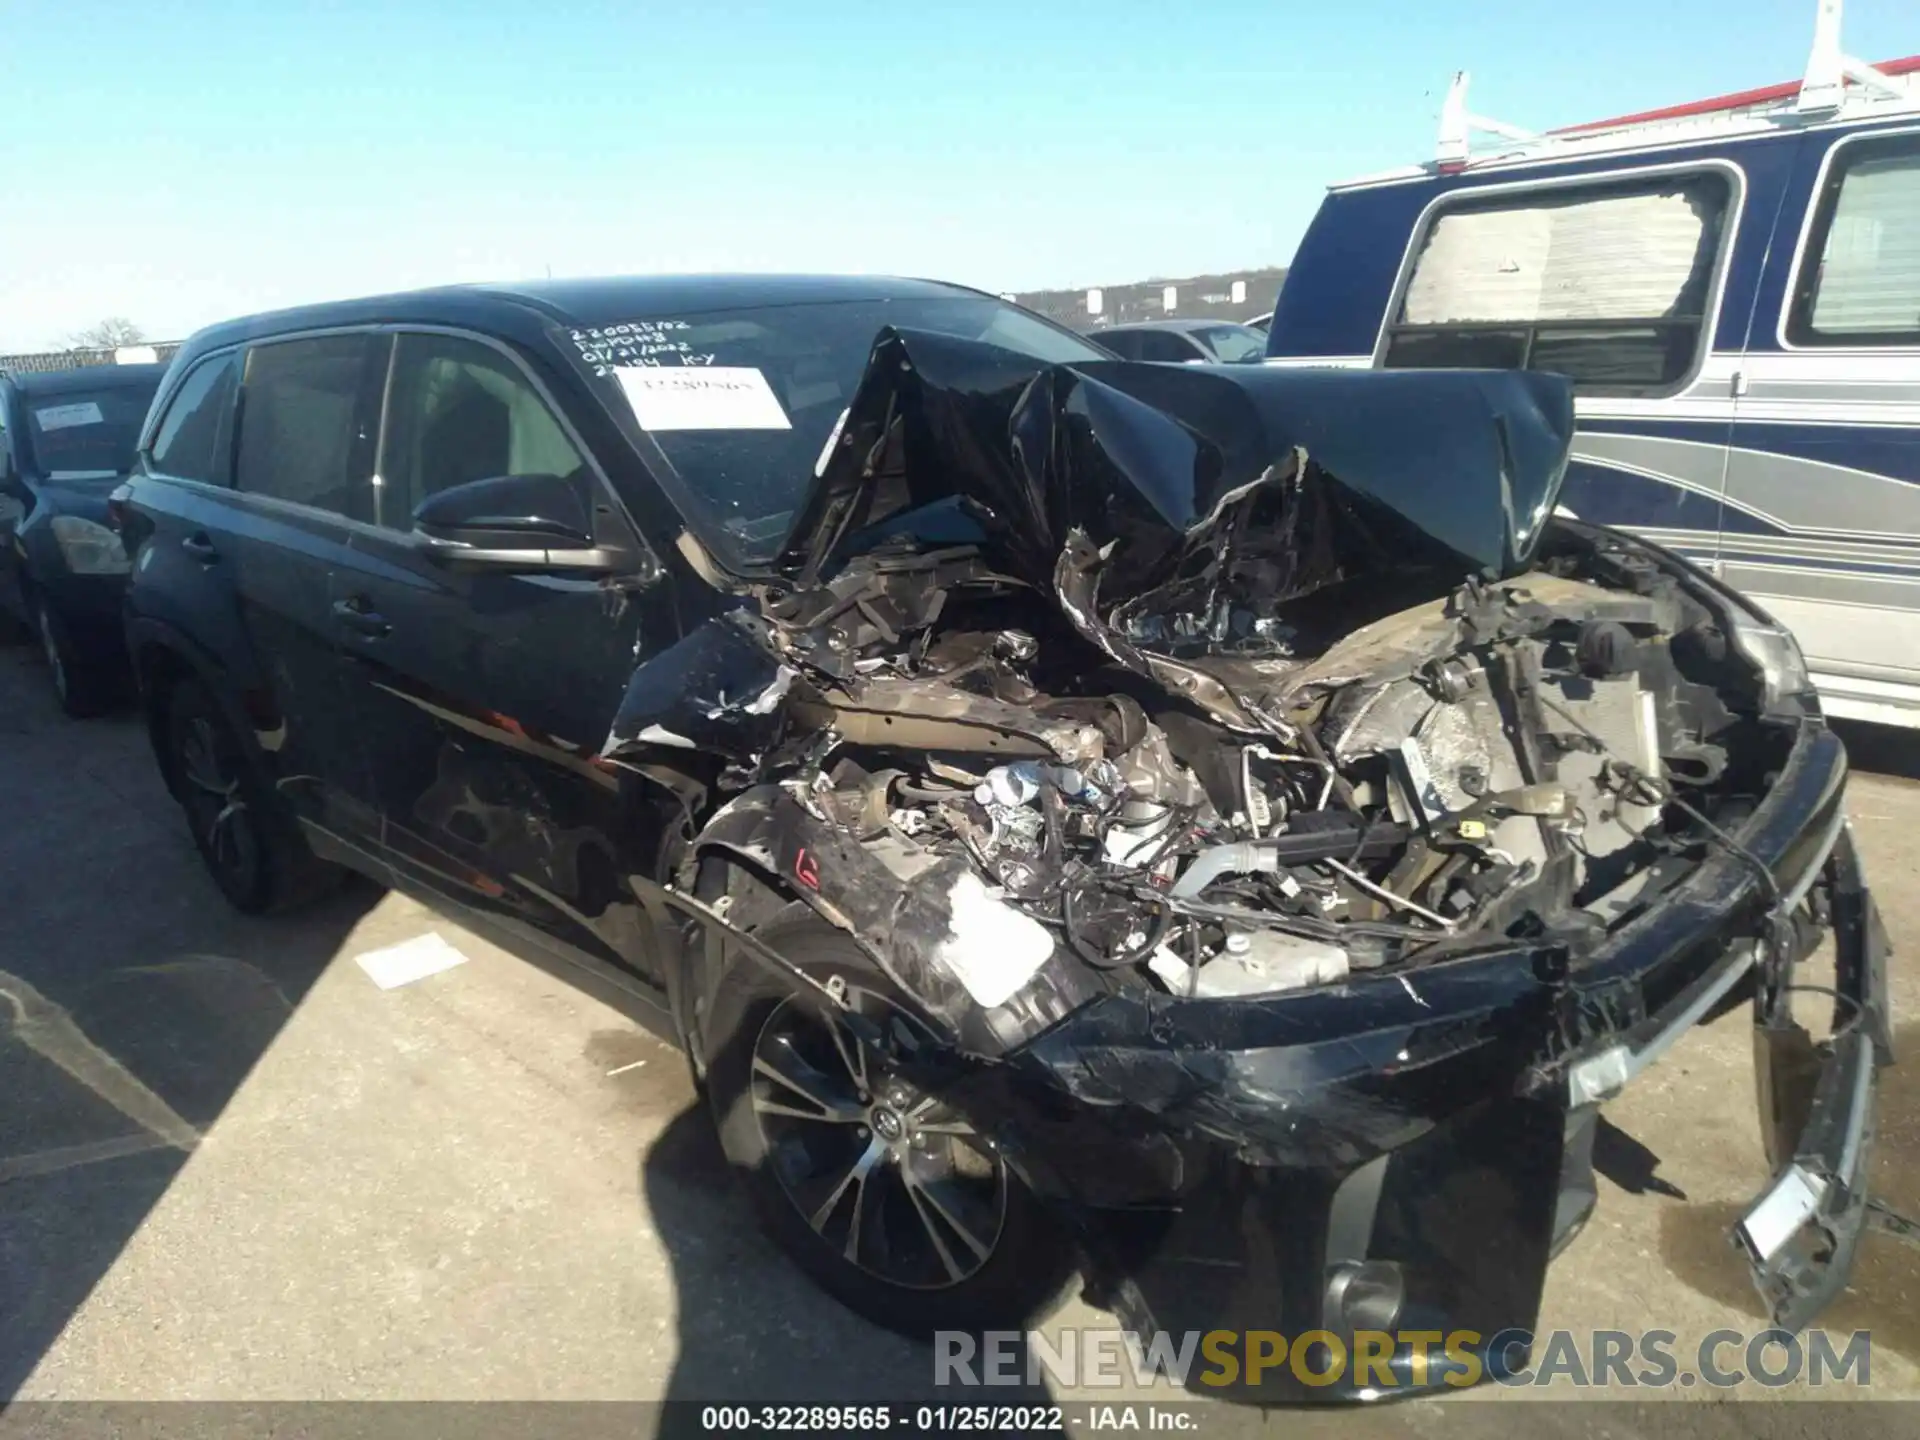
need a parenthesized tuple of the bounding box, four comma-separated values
(412, 473, 618, 574)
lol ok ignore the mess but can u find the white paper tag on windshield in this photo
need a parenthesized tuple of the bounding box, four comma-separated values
(34, 401, 104, 432)
(614, 366, 791, 432)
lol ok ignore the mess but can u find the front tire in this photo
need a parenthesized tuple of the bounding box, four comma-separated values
(165, 677, 340, 913)
(703, 915, 1075, 1339)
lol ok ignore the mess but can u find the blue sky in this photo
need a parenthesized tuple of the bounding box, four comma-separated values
(0, 0, 1911, 349)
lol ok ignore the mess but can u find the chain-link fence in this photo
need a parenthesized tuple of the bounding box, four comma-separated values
(0, 344, 180, 376)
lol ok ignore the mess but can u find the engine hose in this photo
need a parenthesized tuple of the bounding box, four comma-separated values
(1062, 883, 1173, 970)
(1170, 841, 1282, 899)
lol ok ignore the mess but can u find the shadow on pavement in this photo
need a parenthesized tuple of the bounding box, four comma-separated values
(640, 1102, 1056, 1431)
(1833, 719, 1920, 783)
(0, 648, 379, 1399)
(1592, 1116, 1687, 1199)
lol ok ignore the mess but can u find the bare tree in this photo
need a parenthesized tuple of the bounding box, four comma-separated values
(67, 317, 147, 349)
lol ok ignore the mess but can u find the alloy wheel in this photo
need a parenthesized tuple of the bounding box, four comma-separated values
(749, 986, 1007, 1289)
(176, 713, 261, 888)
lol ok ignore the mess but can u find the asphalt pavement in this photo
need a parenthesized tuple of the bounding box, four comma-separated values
(0, 637, 1915, 1435)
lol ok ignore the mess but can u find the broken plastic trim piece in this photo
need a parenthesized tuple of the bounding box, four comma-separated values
(1734, 825, 1885, 1332)
(1566, 939, 1760, 1106)
(1737, 1164, 1831, 1263)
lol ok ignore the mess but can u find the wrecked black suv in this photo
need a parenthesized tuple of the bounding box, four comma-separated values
(117, 275, 1887, 1398)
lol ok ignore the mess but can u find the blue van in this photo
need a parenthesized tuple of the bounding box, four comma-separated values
(1267, 23, 1920, 727)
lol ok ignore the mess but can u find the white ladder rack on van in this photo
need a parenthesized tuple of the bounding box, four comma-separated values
(1429, 0, 1917, 173)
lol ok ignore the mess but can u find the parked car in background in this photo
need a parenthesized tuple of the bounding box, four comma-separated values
(0, 363, 165, 714)
(116, 274, 1880, 1396)
(1265, 21, 1920, 729)
(1094, 318, 1269, 363)
(1245, 311, 1273, 332)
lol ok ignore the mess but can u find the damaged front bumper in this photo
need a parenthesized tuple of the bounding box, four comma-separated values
(680, 719, 1885, 1401)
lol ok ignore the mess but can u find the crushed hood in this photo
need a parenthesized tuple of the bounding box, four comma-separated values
(609, 335, 1576, 763)
(775, 328, 1576, 605)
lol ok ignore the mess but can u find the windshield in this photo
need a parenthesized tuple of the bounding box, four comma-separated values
(1196, 325, 1267, 364)
(570, 295, 1107, 568)
(21, 382, 158, 479)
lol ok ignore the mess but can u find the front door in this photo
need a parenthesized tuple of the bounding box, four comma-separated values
(330, 329, 680, 987)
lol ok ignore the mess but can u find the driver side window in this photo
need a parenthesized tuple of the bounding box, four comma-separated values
(377, 333, 584, 531)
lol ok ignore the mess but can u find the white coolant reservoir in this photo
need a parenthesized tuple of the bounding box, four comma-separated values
(1149, 930, 1350, 997)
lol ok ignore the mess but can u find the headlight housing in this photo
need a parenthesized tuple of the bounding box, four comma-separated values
(50, 514, 131, 576)
(1725, 606, 1818, 719)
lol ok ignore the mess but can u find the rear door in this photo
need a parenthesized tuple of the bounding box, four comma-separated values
(1727, 125, 1920, 721)
(133, 334, 385, 860)
(329, 328, 679, 987)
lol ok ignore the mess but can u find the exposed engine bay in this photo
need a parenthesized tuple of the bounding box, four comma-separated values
(596, 331, 1888, 1364)
(609, 334, 1797, 1021)
(779, 554, 1772, 1006)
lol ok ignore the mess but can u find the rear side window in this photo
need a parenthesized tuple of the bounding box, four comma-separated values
(1787, 132, 1920, 347)
(1383, 171, 1733, 395)
(236, 335, 377, 517)
(149, 352, 240, 484)
(376, 332, 584, 530)
(1098, 330, 1144, 360)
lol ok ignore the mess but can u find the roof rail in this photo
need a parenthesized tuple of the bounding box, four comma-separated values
(1798, 0, 1903, 112)
(1434, 0, 1912, 168)
(1435, 72, 1534, 168)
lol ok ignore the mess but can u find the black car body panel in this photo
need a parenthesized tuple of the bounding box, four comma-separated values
(119, 276, 1887, 1400)
(0, 364, 165, 677)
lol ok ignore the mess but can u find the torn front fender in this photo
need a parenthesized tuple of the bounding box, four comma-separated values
(689, 786, 1104, 1055)
(602, 607, 795, 765)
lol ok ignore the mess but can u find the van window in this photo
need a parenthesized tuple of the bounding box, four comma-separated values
(1788, 132, 1920, 347)
(236, 336, 375, 517)
(376, 332, 585, 531)
(1383, 172, 1732, 395)
(149, 352, 240, 485)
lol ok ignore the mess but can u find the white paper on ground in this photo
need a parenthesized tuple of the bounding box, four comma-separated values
(613, 366, 792, 432)
(34, 401, 104, 431)
(354, 932, 471, 990)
